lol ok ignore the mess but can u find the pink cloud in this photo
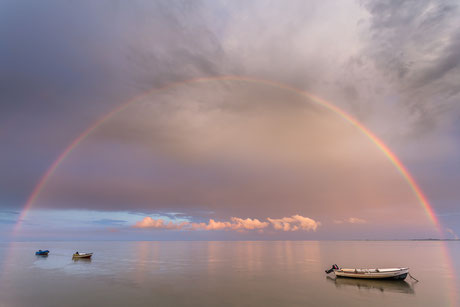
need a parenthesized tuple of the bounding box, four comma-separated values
(334, 217, 367, 224)
(347, 217, 367, 224)
(190, 219, 232, 230)
(267, 215, 320, 231)
(133, 215, 320, 232)
(230, 217, 269, 230)
(133, 217, 189, 229)
(190, 218, 268, 231)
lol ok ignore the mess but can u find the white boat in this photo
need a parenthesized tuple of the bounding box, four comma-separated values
(72, 252, 93, 259)
(326, 264, 409, 280)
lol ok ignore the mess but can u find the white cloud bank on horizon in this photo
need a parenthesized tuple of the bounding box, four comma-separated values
(133, 217, 189, 230)
(133, 215, 320, 232)
(267, 215, 319, 231)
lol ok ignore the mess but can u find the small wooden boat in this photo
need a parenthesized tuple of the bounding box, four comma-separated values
(72, 252, 93, 259)
(35, 250, 49, 256)
(326, 264, 409, 280)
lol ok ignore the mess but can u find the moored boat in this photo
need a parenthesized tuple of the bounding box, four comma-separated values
(72, 252, 93, 259)
(35, 250, 49, 256)
(326, 264, 409, 280)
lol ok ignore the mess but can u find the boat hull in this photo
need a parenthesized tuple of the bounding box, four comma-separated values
(72, 253, 92, 259)
(335, 268, 409, 280)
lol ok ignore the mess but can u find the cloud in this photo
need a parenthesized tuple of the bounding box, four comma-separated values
(133, 217, 189, 229)
(25, 0, 443, 229)
(359, 0, 460, 131)
(334, 217, 367, 224)
(0, 219, 16, 225)
(92, 218, 127, 226)
(190, 219, 232, 231)
(0, 210, 20, 224)
(0, 210, 20, 215)
(133, 215, 318, 232)
(347, 217, 367, 224)
(2, 0, 457, 239)
(190, 217, 269, 231)
(230, 217, 269, 230)
(38, 79, 429, 228)
(267, 215, 320, 231)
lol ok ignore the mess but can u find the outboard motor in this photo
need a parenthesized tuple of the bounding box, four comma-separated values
(325, 264, 339, 274)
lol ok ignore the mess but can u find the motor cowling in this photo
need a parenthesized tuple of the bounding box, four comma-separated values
(325, 264, 339, 274)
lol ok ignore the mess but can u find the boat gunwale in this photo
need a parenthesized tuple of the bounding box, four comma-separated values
(334, 268, 409, 280)
(338, 268, 408, 274)
(72, 252, 93, 258)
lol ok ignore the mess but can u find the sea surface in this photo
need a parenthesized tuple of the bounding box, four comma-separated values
(0, 241, 459, 307)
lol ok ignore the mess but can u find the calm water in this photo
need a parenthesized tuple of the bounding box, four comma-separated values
(0, 241, 459, 307)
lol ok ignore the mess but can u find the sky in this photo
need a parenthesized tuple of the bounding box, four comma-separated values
(1, 0, 459, 240)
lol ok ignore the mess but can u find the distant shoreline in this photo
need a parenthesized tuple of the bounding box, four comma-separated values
(1, 239, 459, 242)
(408, 238, 460, 241)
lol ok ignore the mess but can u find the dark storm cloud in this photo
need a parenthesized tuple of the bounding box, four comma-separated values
(0, 0, 229, 211)
(0, 0, 127, 210)
(412, 29, 460, 89)
(119, 0, 357, 92)
(360, 0, 460, 126)
(116, 1, 232, 90)
(362, 0, 459, 83)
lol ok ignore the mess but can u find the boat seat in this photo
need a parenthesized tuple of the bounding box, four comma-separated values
(378, 268, 401, 272)
(341, 269, 356, 273)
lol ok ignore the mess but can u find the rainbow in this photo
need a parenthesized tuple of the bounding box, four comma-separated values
(14, 75, 441, 233)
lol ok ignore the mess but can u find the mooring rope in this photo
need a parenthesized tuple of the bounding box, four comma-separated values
(409, 272, 419, 282)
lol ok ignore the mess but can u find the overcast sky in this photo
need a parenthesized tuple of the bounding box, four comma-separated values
(1, 0, 459, 240)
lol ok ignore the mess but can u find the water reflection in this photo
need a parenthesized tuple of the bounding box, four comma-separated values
(72, 258, 92, 263)
(1, 241, 457, 306)
(326, 276, 415, 294)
